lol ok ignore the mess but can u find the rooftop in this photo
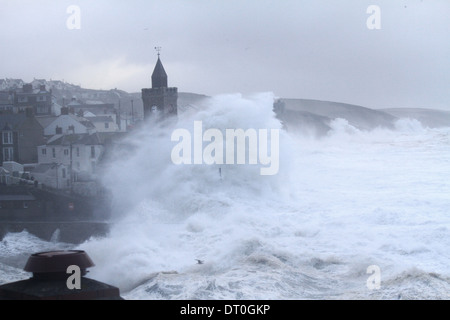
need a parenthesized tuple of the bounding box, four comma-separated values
(0, 114, 27, 130)
(35, 115, 58, 128)
(46, 132, 103, 146)
(151, 57, 168, 88)
(88, 116, 114, 123)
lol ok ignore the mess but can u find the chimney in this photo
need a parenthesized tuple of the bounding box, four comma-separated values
(23, 84, 33, 93)
(61, 107, 69, 115)
(25, 107, 34, 118)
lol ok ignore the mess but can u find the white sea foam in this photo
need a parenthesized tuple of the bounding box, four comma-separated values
(0, 231, 72, 285)
(1, 93, 449, 299)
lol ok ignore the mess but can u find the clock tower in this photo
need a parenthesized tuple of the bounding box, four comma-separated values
(142, 48, 178, 120)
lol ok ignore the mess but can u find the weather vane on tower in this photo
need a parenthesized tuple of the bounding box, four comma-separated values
(155, 46, 162, 57)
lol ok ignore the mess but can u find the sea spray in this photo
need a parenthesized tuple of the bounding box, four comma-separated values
(1, 93, 449, 299)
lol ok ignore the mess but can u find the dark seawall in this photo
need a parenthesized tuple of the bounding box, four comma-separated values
(0, 221, 110, 244)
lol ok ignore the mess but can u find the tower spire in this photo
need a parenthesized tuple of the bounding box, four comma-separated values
(142, 47, 178, 120)
(151, 48, 168, 88)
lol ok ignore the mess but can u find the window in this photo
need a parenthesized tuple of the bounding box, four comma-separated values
(2, 147, 14, 161)
(37, 96, 47, 102)
(76, 147, 80, 157)
(62, 168, 66, 179)
(18, 96, 28, 103)
(52, 148, 56, 158)
(64, 149, 69, 156)
(37, 106, 49, 114)
(2, 131, 13, 145)
(42, 148, 47, 155)
(23, 202, 28, 209)
(91, 146, 95, 158)
(105, 123, 109, 129)
(76, 162, 80, 170)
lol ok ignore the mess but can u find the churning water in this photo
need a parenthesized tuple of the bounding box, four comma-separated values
(1, 93, 449, 299)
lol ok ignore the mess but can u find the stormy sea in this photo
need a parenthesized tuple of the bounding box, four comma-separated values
(1, 93, 449, 299)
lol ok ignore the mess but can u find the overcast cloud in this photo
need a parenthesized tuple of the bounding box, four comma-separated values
(0, 0, 449, 109)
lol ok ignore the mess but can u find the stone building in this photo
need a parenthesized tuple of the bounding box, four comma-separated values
(142, 53, 178, 120)
(0, 113, 45, 165)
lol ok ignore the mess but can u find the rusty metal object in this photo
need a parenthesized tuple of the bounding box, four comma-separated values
(0, 250, 123, 300)
(24, 250, 94, 279)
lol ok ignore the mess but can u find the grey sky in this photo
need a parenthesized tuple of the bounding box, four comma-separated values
(1, 0, 449, 109)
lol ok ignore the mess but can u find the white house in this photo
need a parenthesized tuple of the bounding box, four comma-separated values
(4, 79, 24, 89)
(31, 78, 48, 90)
(2, 161, 24, 173)
(0, 167, 11, 185)
(42, 114, 96, 136)
(48, 80, 66, 90)
(52, 100, 63, 116)
(31, 163, 70, 190)
(37, 132, 104, 180)
(82, 111, 96, 118)
(85, 116, 119, 133)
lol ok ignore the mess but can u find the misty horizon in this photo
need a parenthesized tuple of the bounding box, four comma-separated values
(1, 0, 449, 111)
